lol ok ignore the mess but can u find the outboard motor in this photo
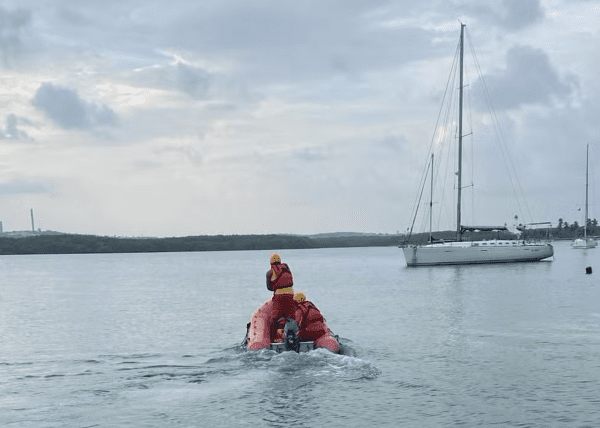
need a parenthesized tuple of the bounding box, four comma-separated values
(283, 318, 300, 352)
(241, 322, 250, 347)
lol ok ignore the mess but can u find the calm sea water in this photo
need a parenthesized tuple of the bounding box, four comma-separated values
(1, 241, 599, 427)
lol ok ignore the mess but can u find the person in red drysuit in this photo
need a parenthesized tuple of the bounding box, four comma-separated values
(265, 253, 298, 341)
(294, 296, 329, 342)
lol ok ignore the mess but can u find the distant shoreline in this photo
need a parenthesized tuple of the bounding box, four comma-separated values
(0, 232, 401, 255)
(0, 229, 588, 256)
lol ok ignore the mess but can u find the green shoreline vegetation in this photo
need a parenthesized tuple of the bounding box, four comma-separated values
(0, 233, 401, 255)
(0, 218, 594, 255)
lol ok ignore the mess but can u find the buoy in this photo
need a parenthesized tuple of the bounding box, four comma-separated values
(585, 266, 592, 274)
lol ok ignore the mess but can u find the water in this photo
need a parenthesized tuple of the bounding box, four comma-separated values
(1, 241, 599, 427)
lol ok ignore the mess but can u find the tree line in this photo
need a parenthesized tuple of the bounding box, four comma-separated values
(0, 218, 593, 255)
(550, 218, 599, 239)
(522, 217, 600, 240)
(0, 233, 401, 256)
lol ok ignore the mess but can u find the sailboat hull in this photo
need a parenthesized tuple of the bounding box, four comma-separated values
(402, 241, 554, 266)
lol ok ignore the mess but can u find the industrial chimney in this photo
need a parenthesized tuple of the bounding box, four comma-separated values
(30, 208, 34, 232)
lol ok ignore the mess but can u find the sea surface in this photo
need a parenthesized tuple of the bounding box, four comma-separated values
(1, 240, 599, 427)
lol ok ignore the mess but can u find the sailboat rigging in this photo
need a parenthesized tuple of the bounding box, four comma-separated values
(401, 24, 554, 266)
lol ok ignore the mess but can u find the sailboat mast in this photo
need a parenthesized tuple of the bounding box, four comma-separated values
(429, 153, 434, 242)
(585, 143, 589, 239)
(456, 23, 465, 242)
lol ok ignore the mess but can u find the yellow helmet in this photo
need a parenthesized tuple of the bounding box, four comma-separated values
(293, 291, 306, 302)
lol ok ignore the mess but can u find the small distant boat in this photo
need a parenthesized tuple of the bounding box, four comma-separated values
(572, 238, 597, 249)
(401, 24, 553, 266)
(572, 144, 597, 249)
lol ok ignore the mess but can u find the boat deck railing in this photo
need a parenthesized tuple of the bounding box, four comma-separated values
(409, 239, 552, 248)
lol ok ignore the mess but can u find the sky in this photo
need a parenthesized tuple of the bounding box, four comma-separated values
(0, 0, 598, 237)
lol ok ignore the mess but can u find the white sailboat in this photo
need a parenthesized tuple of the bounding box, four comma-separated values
(571, 144, 597, 249)
(401, 24, 554, 267)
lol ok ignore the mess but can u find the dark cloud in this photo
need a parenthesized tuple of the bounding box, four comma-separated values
(31, 83, 117, 129)
(0, 179, 53, 195)
(0, 114, 31, 140)
(149, 0, 544, 88)
(56, 6, 94, 27)
(503, 0, 544, 29)
(160, 1, 440, 81)
(292, 146, 330, 162)
(526, 99, 600, 165)
(508, 97, 600, 223)
(464, 0, 544, 30)
(174, 63, 212, 98)
(378, 133, 409, 152)
(472, 45, 575, 110)
(133, 62, 213, 99)
(0, 7, 31, 67)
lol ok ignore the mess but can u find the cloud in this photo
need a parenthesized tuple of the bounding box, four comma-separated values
(0, 179, 54, 195)
(473, 45, 576, 110)
(378, 133, 409, 152)
(0, 7, 32, 67)
(31, 83, 118, 130)
(173, 62, 212, 98)
(291, 145, 330, 162)
(526, 98, 600, 170)
(465, 0, 544, 30)
(133, 61, 213, 99)
(504, 97, 600, 222)
(0, 114, 32, 140)
(159, 1, 440, 82)
(497, 0, 545, 29)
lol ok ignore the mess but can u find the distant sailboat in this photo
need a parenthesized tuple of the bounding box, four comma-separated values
(572, 144, 597, 249)
(401, 24, 554, 267)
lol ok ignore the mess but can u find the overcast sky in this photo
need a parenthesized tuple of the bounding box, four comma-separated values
(0, 0, 598, 237)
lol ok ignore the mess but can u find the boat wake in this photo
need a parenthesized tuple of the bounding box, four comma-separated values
(204, 338, 379, 383)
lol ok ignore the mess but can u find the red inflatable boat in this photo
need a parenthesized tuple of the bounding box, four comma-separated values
(243, 292, 340, 353)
